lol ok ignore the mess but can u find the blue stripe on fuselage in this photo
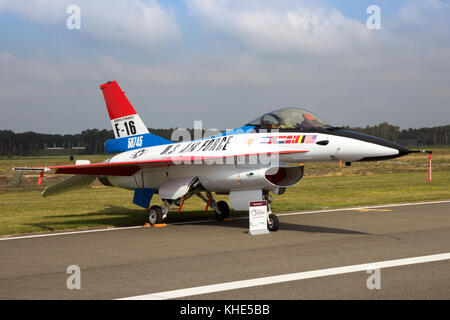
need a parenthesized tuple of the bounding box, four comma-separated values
(104, 126, 256, 153)
(105, 133, 171, 153)
(206, 126, 255, 140)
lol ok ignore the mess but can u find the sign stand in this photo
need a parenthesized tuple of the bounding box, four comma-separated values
(249, 200, 270, 235)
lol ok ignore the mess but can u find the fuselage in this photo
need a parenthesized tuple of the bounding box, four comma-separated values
(105, 129, 410, 194)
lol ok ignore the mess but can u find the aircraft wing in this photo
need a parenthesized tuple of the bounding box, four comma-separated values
(48, 150, 308, 176)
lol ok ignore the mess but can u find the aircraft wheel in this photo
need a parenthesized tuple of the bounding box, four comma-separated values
(215, 201, 230, 220)
(148, 205, 164, 225)
(268, 214, 279, 232)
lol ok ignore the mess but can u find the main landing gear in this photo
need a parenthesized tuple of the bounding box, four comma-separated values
(148, 205, 164, 225)
(146, 185, 278, 232)
(195, 190, 230, 221)
(147, 200, 173, 225)
(146, 182, 231, 225)
(215, 201, 230, 220)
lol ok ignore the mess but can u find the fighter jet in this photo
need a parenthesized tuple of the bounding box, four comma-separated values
(16, 81, 424, 231)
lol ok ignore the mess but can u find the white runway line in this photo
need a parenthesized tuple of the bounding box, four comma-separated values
(0, 225, 142, 241)
(1, 199, 449, 241)
(118, 252, 450, 300)
(276, 199, 450, 217)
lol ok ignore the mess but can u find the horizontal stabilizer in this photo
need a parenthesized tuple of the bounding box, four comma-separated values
(41, 175, 96, 197)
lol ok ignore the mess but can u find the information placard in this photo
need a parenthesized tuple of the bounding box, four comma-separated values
(249, 200, 269, 235)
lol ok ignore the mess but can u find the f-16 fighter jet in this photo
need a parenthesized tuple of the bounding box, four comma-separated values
(17, 81, 427, 231)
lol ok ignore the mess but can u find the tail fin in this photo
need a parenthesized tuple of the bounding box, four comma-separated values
(100, 80, 171, 153)
(100, 81, 149, 139)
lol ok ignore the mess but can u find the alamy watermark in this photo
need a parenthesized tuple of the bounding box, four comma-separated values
(366, 267, 381, 290)
(367, 5, 381, 30)
(66, 5, 81, 30)
(166, 121, 280, 168)
(66, 4, 380, 31)
(66, 265, 81, 290)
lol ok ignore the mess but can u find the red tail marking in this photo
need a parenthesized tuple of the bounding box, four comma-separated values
(100, 81, 137, 120)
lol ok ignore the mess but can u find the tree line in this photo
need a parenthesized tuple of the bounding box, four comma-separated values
(0, 123, 448, 156)
(0, 128, 177, 156)
(346, 122, 449, 147)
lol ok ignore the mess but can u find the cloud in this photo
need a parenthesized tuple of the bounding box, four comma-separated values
(184, 0, 373, 55)
(1, 0, 449, 133)
(395, 0, 449, 30)
(0, 51, 189, 96)
(0, 51, 191, 133)
(0, 0, 181, 49)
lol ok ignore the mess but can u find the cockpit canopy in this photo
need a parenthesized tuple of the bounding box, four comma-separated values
(246, 107, 330, 130)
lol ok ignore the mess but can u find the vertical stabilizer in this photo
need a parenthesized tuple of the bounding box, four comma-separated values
(100, 81, 149, 139)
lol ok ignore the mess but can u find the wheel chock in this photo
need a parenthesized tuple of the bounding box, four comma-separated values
(224, 217, 234, 221)
(153, 223, 167, 228)
(142, 223, 167, 228)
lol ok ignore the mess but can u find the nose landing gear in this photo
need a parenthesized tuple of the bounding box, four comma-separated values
(264, 191, 279, 232)
(267, 213, 279, 231)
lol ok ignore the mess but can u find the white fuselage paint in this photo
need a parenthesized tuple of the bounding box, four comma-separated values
(106, 132, 399, 194)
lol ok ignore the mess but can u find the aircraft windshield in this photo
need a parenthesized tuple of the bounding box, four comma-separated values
(246, 107, 330, 130)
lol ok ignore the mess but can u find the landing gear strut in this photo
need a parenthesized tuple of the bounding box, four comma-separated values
(148, 178, 231, 224)
(263, 191, 279, 232)
(196, 190, 230, 221)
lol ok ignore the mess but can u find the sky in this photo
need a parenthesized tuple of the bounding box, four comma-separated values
(0, 0, 449, 134)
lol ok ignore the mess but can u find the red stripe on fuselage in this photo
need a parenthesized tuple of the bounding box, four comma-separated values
(49, 150, 308, 176)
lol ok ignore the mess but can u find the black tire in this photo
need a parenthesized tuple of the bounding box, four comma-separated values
(215, 201, 230, 220)
(268, 214, 279, 232)
(148, 205, 164, 225)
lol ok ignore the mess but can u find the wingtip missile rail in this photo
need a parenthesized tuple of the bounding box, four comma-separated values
(12, 167, 51, 185)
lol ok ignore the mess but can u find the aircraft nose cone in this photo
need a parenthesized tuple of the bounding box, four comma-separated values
(371, 136, 410, 155)
(335, 129, 412, 161)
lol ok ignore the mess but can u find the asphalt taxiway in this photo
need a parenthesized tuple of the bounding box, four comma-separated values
(1, 200, 449, 299)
